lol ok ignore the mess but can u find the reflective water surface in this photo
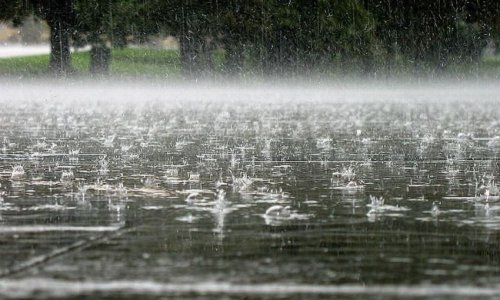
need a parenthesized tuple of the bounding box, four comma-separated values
(0, 82, 500, 299)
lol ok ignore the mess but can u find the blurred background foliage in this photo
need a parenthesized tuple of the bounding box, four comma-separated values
(0, 0, 498, 78)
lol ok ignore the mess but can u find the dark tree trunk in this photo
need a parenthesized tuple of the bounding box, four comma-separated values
(178, 0, 218, 78)
(43, 0, 74, 75)
(180, 34, 196, 78)
(180, 25, 210, 78)
(90, 44, 111, 75)
(261, 31, 280, 77)
(223, 37, 244, 77)
(47, 18, 71, 74)
(179, 2, 196, 79)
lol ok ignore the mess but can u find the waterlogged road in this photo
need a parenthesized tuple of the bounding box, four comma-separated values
(0, 82, 499, 299)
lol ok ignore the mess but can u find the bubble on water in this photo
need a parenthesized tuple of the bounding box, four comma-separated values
(316, 138, 332, 151)
(175, 140, 190, 151)
(230, 152, 239, 169)
(476, 178, 500, 202)
(164, 167, 179, 179)
(121, 144, 132, 153)
(187, 172, 200, 182)
(176, 213, 200, 223)
(103, 135, 116, 148)
(255, 187, 290, 203)
(265, 205, 291, 217)
(185, 192, 202, 204)
(98, 157, 109, 176)
(213, 189, 228, 239)
(11, 165, 25, 180)
(367, 195, 410, 217)
(431, 201, 441, 216)
(339, 165, 356, 182)
(231, 172, 253, 193)
(60, 169, 74, 182)
(68, 149, 80, 161)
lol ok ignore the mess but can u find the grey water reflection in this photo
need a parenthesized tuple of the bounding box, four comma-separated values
(0, 84, 500, 299)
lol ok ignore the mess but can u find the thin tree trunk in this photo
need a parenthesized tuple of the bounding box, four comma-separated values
(47, 18, 71, 74)
(180, 34, 195, 78)
(224, 38, 244, 77)
(90, 43, 111, 75)
(179, 1, 198, 79)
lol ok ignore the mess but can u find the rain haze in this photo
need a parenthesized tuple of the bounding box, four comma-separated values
(0, 1, 500, 299)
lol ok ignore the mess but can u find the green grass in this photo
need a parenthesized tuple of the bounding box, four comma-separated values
(0, 46, 498, 79)
(0, 47, 182, 78)
(477, 55, 500, 77)
(0, 54, 52, 76)
(110, 48, 181, 77)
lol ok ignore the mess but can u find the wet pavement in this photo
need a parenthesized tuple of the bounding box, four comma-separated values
(0, 82, 500, 299)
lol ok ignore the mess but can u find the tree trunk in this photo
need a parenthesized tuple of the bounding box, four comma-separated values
(90, 44, 111, 75)
(44, 0, 74, 75)
(223, 38, 244, 77)
(180, 34, 196, 78)
(47, 18, 71, 74)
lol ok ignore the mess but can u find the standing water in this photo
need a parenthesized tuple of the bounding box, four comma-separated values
(0, 81, 500, 299)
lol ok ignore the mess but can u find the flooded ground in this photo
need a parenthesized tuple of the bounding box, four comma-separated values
(0, 81, 500, 299)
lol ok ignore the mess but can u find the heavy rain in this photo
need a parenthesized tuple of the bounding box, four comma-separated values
(0, 1, 499, 299)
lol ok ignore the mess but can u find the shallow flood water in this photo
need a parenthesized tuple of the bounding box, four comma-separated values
(1, 82, 500, 299)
